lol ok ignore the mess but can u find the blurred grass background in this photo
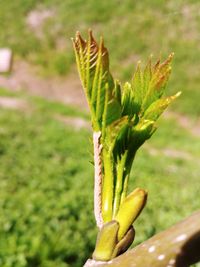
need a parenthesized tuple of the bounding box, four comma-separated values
(0, 0, 200, 266)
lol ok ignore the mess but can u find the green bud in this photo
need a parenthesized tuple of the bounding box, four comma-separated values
(92, 220, 119, 261)
(112, 226, 135, 258)
(115, 188, 147, 240)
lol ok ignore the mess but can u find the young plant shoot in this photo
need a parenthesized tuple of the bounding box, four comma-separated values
(72, 30, 180, 261)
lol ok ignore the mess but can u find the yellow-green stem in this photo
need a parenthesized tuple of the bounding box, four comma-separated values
(120, 173, 130, 206)
(113, 151, 128, 217)
(120, 154, 135, 205)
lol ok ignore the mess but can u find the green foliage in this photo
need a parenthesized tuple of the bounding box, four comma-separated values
(0, 96, 95, 267)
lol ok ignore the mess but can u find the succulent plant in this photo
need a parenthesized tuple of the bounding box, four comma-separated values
(72, 30, 181, 262)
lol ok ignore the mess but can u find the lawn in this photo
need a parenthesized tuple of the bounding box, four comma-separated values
(0, 90, 95, 267)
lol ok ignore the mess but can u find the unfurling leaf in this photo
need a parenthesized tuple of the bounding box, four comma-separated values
(122, 82, 137, 117)
(130, 119, 156, 150)
(130, 54, 175, 115)
(141, 53, 174, 111)
(143, 91, 181, 121)
(72, 30, 116, 131)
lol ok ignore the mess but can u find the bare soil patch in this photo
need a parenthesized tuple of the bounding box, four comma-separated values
(164, 111, 200, 137)
(0, 60, 87, 110)
(26, 7, 55, 38)
(0, 96, 29, 111)
(55, 115, 91, 131)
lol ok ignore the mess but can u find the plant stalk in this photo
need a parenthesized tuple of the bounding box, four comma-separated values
(113, 151, 128, 217)
(102, 150, 114, 222)
(93, 132, 103, 228)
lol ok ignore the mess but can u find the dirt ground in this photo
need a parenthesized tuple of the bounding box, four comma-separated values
(0, 59, 88, 110)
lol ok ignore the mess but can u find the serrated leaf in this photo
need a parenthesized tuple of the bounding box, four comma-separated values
(131, 62, 144, 106)
(129, 119, 156, 150)
(122, 82, 139, 118)
(113, 80, 122, 105)
(130, 54, 174, 116)
(106, 116, 129, 146)
(106, 98, 121, 126)
(113, 123, 130, 158)
(143, 57, 152, 93)
(141, 53, 174, 111)
(72, 30, 115, 130)
(143, 91, 181, 121)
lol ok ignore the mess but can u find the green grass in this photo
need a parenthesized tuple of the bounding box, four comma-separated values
(0, 92, 95, 267)
(0, 89, 199, 266)
(0, 0, 200, 116)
